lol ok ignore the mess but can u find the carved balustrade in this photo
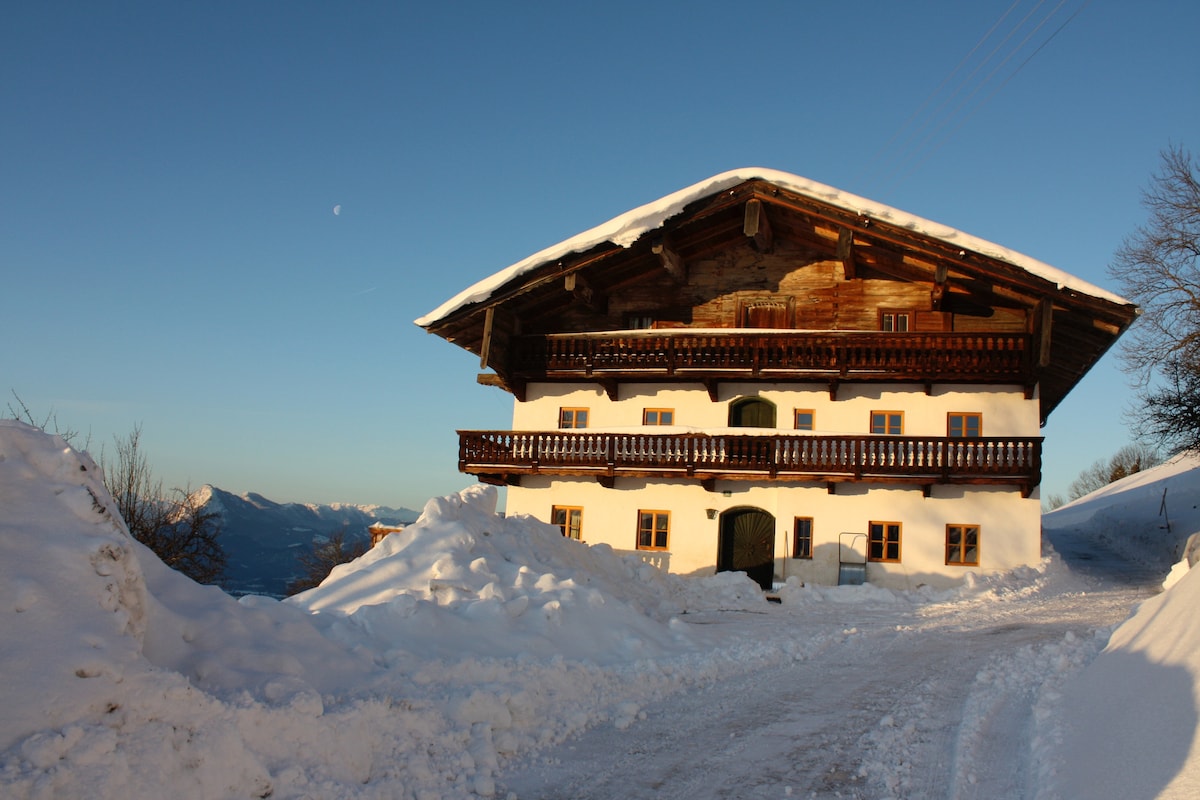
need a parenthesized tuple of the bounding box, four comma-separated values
(509, 331, 1031, 382)
(458, 430, 1041, 488)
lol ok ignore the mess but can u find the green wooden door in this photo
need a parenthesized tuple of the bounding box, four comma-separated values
(718, 508, 776, 590)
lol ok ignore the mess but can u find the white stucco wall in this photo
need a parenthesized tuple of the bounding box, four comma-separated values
(506, 477, 1041, 591)
(501, 380, 1042, 590)
(510, 381, 1040, 437)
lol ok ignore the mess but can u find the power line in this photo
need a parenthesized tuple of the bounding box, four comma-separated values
(858, 0, 1024, 180)
(862, 0, 1091, 195)
(887, 0, 1094, 190)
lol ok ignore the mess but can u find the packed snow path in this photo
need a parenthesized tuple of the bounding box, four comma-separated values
(500, 537, 1160, 800)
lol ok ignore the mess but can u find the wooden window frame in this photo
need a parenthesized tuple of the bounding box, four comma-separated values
(870, 410, 904, 436)
(946, 524, 980, 566)
(551, 506, 583, 541)
(636, 509, 670, 551)
(793, 517, 813, 559)
(879, 310, 912, 332)
(868, 520, 902, 563)
(643, 408, 675, 426)
(794, 409, 815, 431)
(558, 407, 589, 429)
(947, 412, 983, 438)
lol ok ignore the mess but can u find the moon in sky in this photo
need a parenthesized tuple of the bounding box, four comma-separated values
(332, 204, 342, 216)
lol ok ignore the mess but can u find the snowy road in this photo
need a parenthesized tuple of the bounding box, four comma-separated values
(500, 537, 1160, 800)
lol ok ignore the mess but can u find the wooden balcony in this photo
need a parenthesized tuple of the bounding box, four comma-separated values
(458, 430, 1042, 495)
(499, 331, 1034, 399)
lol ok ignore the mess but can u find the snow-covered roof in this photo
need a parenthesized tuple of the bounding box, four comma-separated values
(416, 167, 1131, 328)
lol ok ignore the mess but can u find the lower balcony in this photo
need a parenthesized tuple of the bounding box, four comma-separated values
(458, 430, 1042, 496)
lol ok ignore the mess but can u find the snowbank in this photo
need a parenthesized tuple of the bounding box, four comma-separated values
(1044, 451, 1200, 576)
(1056, 566, 1200, 799)
(1044, 451, 1200, 798)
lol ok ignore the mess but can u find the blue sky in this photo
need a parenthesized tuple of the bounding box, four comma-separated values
(3, 1, 1196, 509)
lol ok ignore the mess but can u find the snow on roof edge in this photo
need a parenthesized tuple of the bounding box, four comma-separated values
(414, 167, 1133, 328)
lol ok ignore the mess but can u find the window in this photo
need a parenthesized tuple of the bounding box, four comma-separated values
(946, 524, 980, 566)
(559, 407, 589, 429)
(551, 506, 583, 540)
(870, 411, 904, 435)
(868, 521, 902, 562)
(636, 510, 670, 550)
(643, 408, 674, 425)
(794, 409, 815, 431)
(880, 311, 911, 332)
(730, 397, 776, 427)
(628, 315, 654, 329)
(948, 413, 982, 438)
(793, 517, 813, 559)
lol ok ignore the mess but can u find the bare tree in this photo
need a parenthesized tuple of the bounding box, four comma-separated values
(152, 487, 227, 585)
(1110, 145, 1200, 449)
(6, 390, 90, 449)
(1067, 442, 1163, 501)
(286, 528, 369, 595)
(1043, 492, 1067, 512)
(102, 426, 226, 584)
(6, 402, 226, 584)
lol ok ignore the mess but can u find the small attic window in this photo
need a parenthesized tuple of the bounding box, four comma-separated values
(880, 310, 911, 332)
(628, 314, 654, 329)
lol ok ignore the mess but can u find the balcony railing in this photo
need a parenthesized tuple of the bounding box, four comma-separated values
(458, 430, 1042, 491)
(509, 331, 1032, 382)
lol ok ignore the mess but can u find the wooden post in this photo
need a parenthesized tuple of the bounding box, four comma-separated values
(1036, 299, 1053, 368)
(744, 198, 774, 252)
(837, 228, 856, 280)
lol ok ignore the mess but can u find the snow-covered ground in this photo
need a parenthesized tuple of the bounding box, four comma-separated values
(2, 419, 1198, 799)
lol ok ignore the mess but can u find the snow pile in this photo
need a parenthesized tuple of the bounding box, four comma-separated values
(288, 484, 765, 664)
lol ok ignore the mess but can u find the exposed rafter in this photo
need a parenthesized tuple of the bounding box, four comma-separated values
(651, 241, 687, 283)
(932, 263, 949, 310)
(563, 271, 606, 312)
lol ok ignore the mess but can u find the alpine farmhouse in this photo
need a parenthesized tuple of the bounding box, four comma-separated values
(416, 169, 1138, 590)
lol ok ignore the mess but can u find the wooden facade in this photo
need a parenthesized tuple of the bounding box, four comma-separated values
(418, 169, 1138, 589)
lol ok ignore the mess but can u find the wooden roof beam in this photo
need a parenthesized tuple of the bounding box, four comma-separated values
(744, 198, 774, 253)
(563, 272, 607, 312)
(651, 241, 687, 284)
(932, 263, 949, 309)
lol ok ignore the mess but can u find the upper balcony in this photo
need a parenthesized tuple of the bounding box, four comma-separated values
(493, 330, 1035, 400)
(458, 430, 1042, 496)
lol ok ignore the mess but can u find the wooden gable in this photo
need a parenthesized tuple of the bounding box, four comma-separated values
(421, 176, 1138, 423)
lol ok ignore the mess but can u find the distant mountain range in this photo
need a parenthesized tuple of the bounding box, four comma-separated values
(191, 485, 420, 597)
